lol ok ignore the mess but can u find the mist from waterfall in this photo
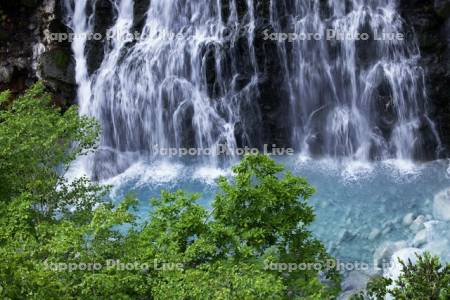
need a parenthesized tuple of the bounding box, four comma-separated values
(62, 0, 441, 178)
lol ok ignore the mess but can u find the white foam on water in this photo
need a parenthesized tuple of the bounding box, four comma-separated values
(136, 161, 184, 187)
(383, 159, 422, 175)
(192, 165, 232, 185)
(293, 156, 441, 186)
(294, 155, 375, 183)
(103, 160, 184, 196)
(64, 155, 92, 183)
(295, 156, 340, 174)
(383, 247, 424, 287)
(341, 159, 375, 183)
(421, 221, 450, 261)
(296, 153, 313, 164)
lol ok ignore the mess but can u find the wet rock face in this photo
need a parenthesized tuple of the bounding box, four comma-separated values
(0, 1, 43, 92)
(133, 0, 150, 33)
(39, 47, 76, 103)
(40, 48, 74, 84)
(435, 0, 450, 18)
(399, 0, 450, 157)
(85, 0, 115, 76)
(0, 0, 76, 105)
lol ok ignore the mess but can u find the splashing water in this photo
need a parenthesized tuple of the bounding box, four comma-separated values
(63, 0, 440, 178)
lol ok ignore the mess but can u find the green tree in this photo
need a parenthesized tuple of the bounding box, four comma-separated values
(0, 82, 99, 210)
(0, 84, 340, 299)
(126, 156, 341, 299)
(351, 252, 449, 300)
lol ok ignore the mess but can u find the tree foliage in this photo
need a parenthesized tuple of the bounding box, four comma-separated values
(0, 82, 99, 210)
(0, 84, 339, 299)
(368, 252, 449, 300)
(351, 252, 449, 300)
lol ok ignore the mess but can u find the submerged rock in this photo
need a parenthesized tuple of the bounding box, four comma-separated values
(402, 212, 415, 226)
(433, 188, 450, 221)
(373, 241, 408, 270)
(422, 221, 450, 261)
(368, 228, 381, 241)
(409, 215, 426, 233)
(340, 270, 373, 297)
(412, 229, 428, 247)
(338, 230, 356, 244)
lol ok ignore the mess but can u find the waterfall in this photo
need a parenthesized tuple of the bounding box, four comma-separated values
(63, 0, 440, 178)
(63, 0, 93, 115)
(270, 0, 439, 160)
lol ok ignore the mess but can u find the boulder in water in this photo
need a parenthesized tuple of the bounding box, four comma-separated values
(373, 240, 408, 270)
(413, 229, 428, 247)
(409, 215, 426, 232)
(403, 212, 415, 226)
(340, 270, 373, 299)
(368, 228, 381, 240)
(433, 188, 450, 221)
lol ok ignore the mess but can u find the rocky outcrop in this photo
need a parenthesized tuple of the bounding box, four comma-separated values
(0, 1, 44, 93)
(0, 0, 76, 106)
(39, 47, 76, 103)
(40, 0, 77, 105)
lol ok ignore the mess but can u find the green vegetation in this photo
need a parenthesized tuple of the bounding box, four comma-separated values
(0, 83, 339, 299)
(351, 252, 449, 300)
(0, 83, 448, 299)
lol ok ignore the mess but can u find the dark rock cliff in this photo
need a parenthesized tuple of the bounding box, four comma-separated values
(0, 1, 44, 93)
(0, 0, 75, 107)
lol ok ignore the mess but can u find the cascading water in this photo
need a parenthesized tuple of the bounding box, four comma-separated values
(64, 0, 263, 178)
(63, 0, 441, 178)
(271, 0, 439, 161)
